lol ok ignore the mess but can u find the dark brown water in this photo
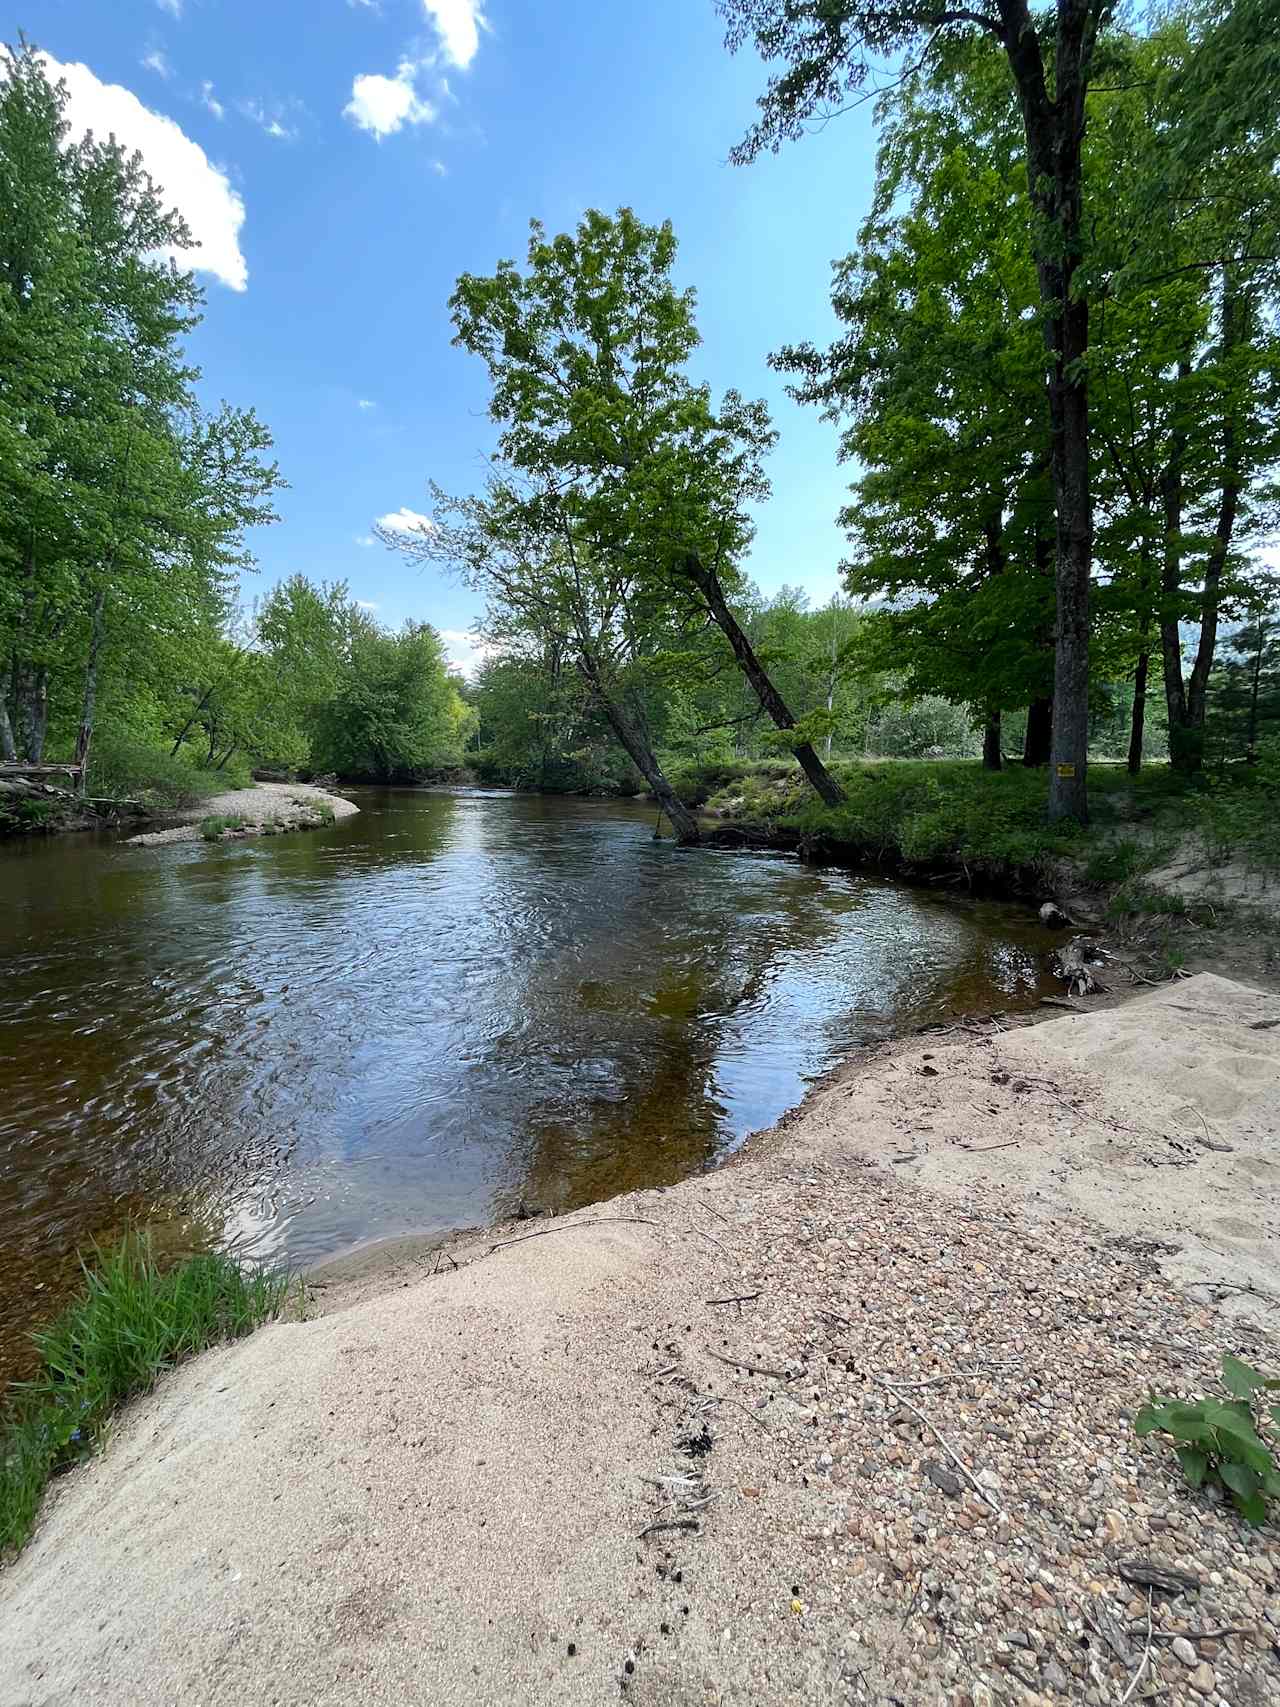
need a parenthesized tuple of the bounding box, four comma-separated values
(0, 788, 1058, 1378)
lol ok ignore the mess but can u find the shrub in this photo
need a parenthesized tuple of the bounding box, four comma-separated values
(1135, 1354, 1280, 1525)
(0, 1235, 292, 1555)
(89, 734, 254, 808)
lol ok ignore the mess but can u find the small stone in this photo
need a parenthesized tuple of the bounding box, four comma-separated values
(1042, 1658, 1070, 1693)
(1188, 1661, 1215, 1695)
(925, 1460, 962, 1498)
(1171, 1637, 1197, 1667)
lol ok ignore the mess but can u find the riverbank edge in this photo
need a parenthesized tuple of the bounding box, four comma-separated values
(124, 781, 359, 846)
(8, 972, 1275, 1706)
(301, 965, 1143, 1314)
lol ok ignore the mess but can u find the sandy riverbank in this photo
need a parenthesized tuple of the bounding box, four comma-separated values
(3, 975, 1278, 1706)
(126, 781, 359, 846)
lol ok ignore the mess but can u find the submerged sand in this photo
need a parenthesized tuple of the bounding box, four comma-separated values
(3, 975, 1278, 1705)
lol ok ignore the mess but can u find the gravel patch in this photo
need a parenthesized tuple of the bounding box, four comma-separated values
(126, 781, 358, 846)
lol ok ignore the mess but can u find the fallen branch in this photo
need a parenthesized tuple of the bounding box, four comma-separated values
(705, 1292, 761, 1306)
(705, 1348, 790, 1381)
(488, 1215, 658, 1254)
(638, 1518, 700, 1540)
(957, 1141, 1021, 1154)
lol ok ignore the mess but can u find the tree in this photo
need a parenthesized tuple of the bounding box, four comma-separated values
(721, 0, 1117, 821)
(311, 617, 470, 781)
(444, 208, 848, 808)
(0, 43, 282, 785)
(383, 479, 705, 840)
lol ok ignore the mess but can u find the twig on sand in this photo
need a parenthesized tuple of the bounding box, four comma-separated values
(876, 1378, 1002, 1513)
(705, 1292, 761, 1306)
(1119, 1591, 1153, 1706)
(638, 1518, 700, 1540)
(723, 1395, 775, 1436)
(487, 1215, 657, 1254)
(685, 1224, 734, 1260)
(1184, 1278, 1278, 1302)
(957, 1140, 1021, 1153)
(706, 1348, 790, 1381)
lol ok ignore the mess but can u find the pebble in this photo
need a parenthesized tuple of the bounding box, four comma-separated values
(1189, 1661, 1216, 1694)
(1172, 1637, 1198, 1666)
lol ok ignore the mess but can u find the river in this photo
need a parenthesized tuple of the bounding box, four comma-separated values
(0, 787, 1059, 1378)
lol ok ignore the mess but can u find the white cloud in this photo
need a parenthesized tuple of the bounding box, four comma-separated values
(200, 81, 225, 120)
(376, 507, 433, 535)
(356, 599, 380, 610)
(422, 1, 487, 70)
(344, 61, 436, 139)
(141, 50, 171, 80)
(156, 0, 182, 16)
(348, 0, 380, 10)
(430, 158, 448, 176)
(355, 534, 376, 547)
(40, 54, 248, 292)
(357, 398, 376, 410)
(440, 628, 495, 680)
(241, 98, 298, 141)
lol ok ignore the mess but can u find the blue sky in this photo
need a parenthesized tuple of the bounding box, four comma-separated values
(31, 1, 879, 673)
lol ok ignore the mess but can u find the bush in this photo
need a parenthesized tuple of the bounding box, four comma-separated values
(1135, 1354, 1280, 1526)
(89, 733, 254, 808)
(0, 1235, 292, 1556)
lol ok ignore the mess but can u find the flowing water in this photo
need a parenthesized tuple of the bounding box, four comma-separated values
(0, 788, 1059, 1379)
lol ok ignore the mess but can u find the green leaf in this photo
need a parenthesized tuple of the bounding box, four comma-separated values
(1219, 1460, 1261, 1499)
(1176, 1446, 1209, 1489)
(1230, 1487, 1269, 1526)
(1222, 1354, 1267, 1398)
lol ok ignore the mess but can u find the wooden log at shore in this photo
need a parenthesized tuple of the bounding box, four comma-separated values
(1053, 936, 1106, 996)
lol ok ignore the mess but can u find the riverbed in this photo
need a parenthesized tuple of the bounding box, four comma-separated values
(0, 787, 1060, 1377)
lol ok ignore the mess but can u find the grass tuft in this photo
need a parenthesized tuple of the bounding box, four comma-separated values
(199, 813, 248, 841)
(0, 1235, 292, 1557)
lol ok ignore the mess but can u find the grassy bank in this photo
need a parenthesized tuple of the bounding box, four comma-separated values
(0, 1236, 293, 1557)
(682, 754, 1280, 896)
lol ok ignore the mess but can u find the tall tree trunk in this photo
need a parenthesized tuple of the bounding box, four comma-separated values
(1184, 280, 1247, 753)
(577, 652, 699, 844)
(983, 711, 1003, 771)
(24, 665, 49, 763)
(1159, 357, 1193, 764)
(1245, 622, 1266, 763)
(1127, 649, 1149, 776)
(1023, 697, 1053, 766)
(0, 661, 16, 763)
(1004, 8, 1095, 823)
(73, 589, 107, 795)
(682, 552, 845, 807)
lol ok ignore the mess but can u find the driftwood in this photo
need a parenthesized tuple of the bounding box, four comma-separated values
(1052, 935, 1106, 996)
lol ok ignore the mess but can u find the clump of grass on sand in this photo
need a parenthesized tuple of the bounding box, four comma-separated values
(0, 1235, 292, 1556)
(199, 813, 248, 841)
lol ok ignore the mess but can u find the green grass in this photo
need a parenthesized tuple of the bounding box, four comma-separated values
(0, 1235, 292, 1557)
(695, 755, 1279, 894)
(199, 813, 248, 841)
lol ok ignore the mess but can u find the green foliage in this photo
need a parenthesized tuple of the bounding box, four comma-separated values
(199, 813, 247, 841)
(1188, 741, 1280, 870)
(0, 1234, 292, 1555)
(1135, 1354, 1280, 1526)
(88, 731, 252, 807)
(311, 619, 471, 782)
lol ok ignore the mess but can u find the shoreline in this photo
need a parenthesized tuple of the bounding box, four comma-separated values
(4, 973, 1278, 1704)
(124, 780, 359, 846)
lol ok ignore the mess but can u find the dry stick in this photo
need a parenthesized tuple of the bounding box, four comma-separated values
(876, 1378, 1002, 1513)
(723, 1395, 774, 1437)
(705, 1292, 761, 1306)
(684, 1224, 734, 1261)
(488, 1215, 658, 1254)
(1119, 1590, 1154, 1707)
(957, 1141, 1022, 1153)
(705, 1348, 790, 1381)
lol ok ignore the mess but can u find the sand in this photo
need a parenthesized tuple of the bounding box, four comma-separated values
(126, 782, 359, 846)
(2, 975, 1278, 1706)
